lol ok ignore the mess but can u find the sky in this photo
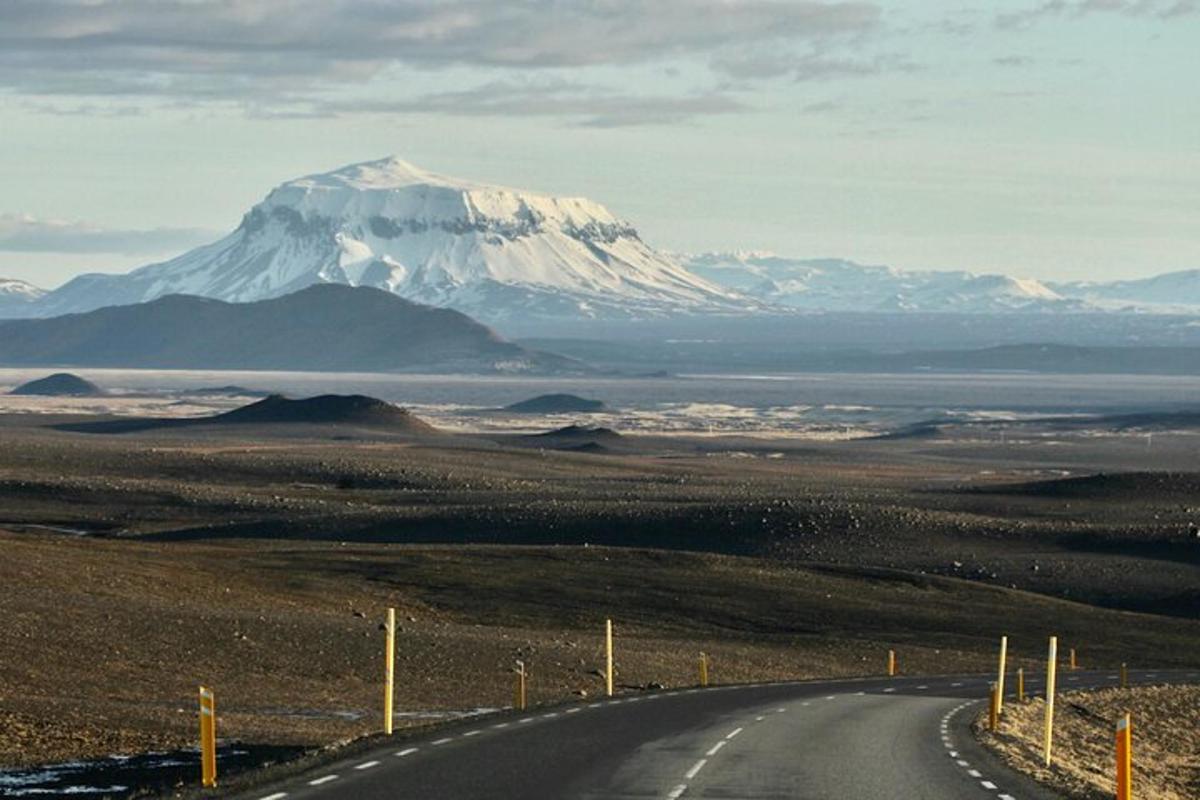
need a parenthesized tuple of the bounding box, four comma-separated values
(1, 0, 1198, 289)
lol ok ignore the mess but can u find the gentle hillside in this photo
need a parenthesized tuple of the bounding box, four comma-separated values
(214, 394, 438, 433)
(0, 284, 579, 373)
(505, 394, 607, 413)
(9, 372, 103, 397)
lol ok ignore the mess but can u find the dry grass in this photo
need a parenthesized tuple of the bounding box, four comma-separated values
(977, 685, 1200, 800)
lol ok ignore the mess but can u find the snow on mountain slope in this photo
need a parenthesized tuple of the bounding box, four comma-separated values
(0, 278, 46, 317)
(682, 252, 1083, 313)
(37, 157, 751, 321)
(1052, 270, 1200, 312)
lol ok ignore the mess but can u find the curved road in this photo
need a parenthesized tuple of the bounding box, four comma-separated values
(235, 669, 1197, 800)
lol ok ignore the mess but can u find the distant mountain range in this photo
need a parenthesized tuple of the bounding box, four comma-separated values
(2, 157, 1196, 323)
(681, 252, 1200, 314)
(0, 284, 579, 373)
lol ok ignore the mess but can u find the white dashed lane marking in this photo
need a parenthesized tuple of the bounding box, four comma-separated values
(684, 759, 708, 780)
(666, 785, 688, 800)
(725, 727, 744, 740)
(354, 760, 380, 770)
(705, 740, 726, 757)
(308, 775, 338, 786)
(431, 738, 453, 746)
(259, 794, 288, 800)
(395, 747, 418, 757)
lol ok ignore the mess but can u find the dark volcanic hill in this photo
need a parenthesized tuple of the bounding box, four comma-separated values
(214, 394, 437, 432)
(524, 424, 622, 453)
(56, 393, 440, 436)
(0, 284, 579, 373)
(505, 394, 606, 413)
(10, 372, 104, 396)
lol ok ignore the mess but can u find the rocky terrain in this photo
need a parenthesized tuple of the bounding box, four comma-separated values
(0, 410, 1197, 793)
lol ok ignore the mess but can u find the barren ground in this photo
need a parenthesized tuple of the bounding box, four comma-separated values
(977, 685, 1200, 800)
(0, 412, 1197, 784)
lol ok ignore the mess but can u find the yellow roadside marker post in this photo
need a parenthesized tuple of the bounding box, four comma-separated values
(1044, 636, 1058, 766)
(1017, 667, 1026, 703)
(605, 619, 614, 697)
(1116, 712, 1133, 800)
(1121, 662, 1128, 689)
(988, 682, 999, 732)
(384, 607, 396, 735)
(887, 649, 896, 677)
(699, 652, 709, 687)
(996, 636, 1008, 715)
(199, 686, 217, 788)
(514, 660, 527, 710)
(1069, 647, 1077, 671)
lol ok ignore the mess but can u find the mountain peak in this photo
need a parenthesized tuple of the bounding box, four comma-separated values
(32, 157, 748, 322)
(288, 155, 485, 192)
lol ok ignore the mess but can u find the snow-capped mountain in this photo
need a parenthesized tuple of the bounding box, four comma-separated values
(0, 278, 45, 317)
(682, 252, 1085, 313)
(37, 157, 750, 322)
(1051, 270, 1200, 312)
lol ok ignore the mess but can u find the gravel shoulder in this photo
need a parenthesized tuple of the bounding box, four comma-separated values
(976, 685, 1200, 800)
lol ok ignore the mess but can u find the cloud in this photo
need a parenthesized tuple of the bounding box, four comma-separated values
(0, 1, 881, 103)
(0, 214, 218, 255)
(993, 55, 1035, 67)
(996, 0, 1196, 29)
(310, 80, 747, 127)
(712, 51, 915, 82)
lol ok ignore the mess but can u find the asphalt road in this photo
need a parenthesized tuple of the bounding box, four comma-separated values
(233, 668, 1198, 800)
